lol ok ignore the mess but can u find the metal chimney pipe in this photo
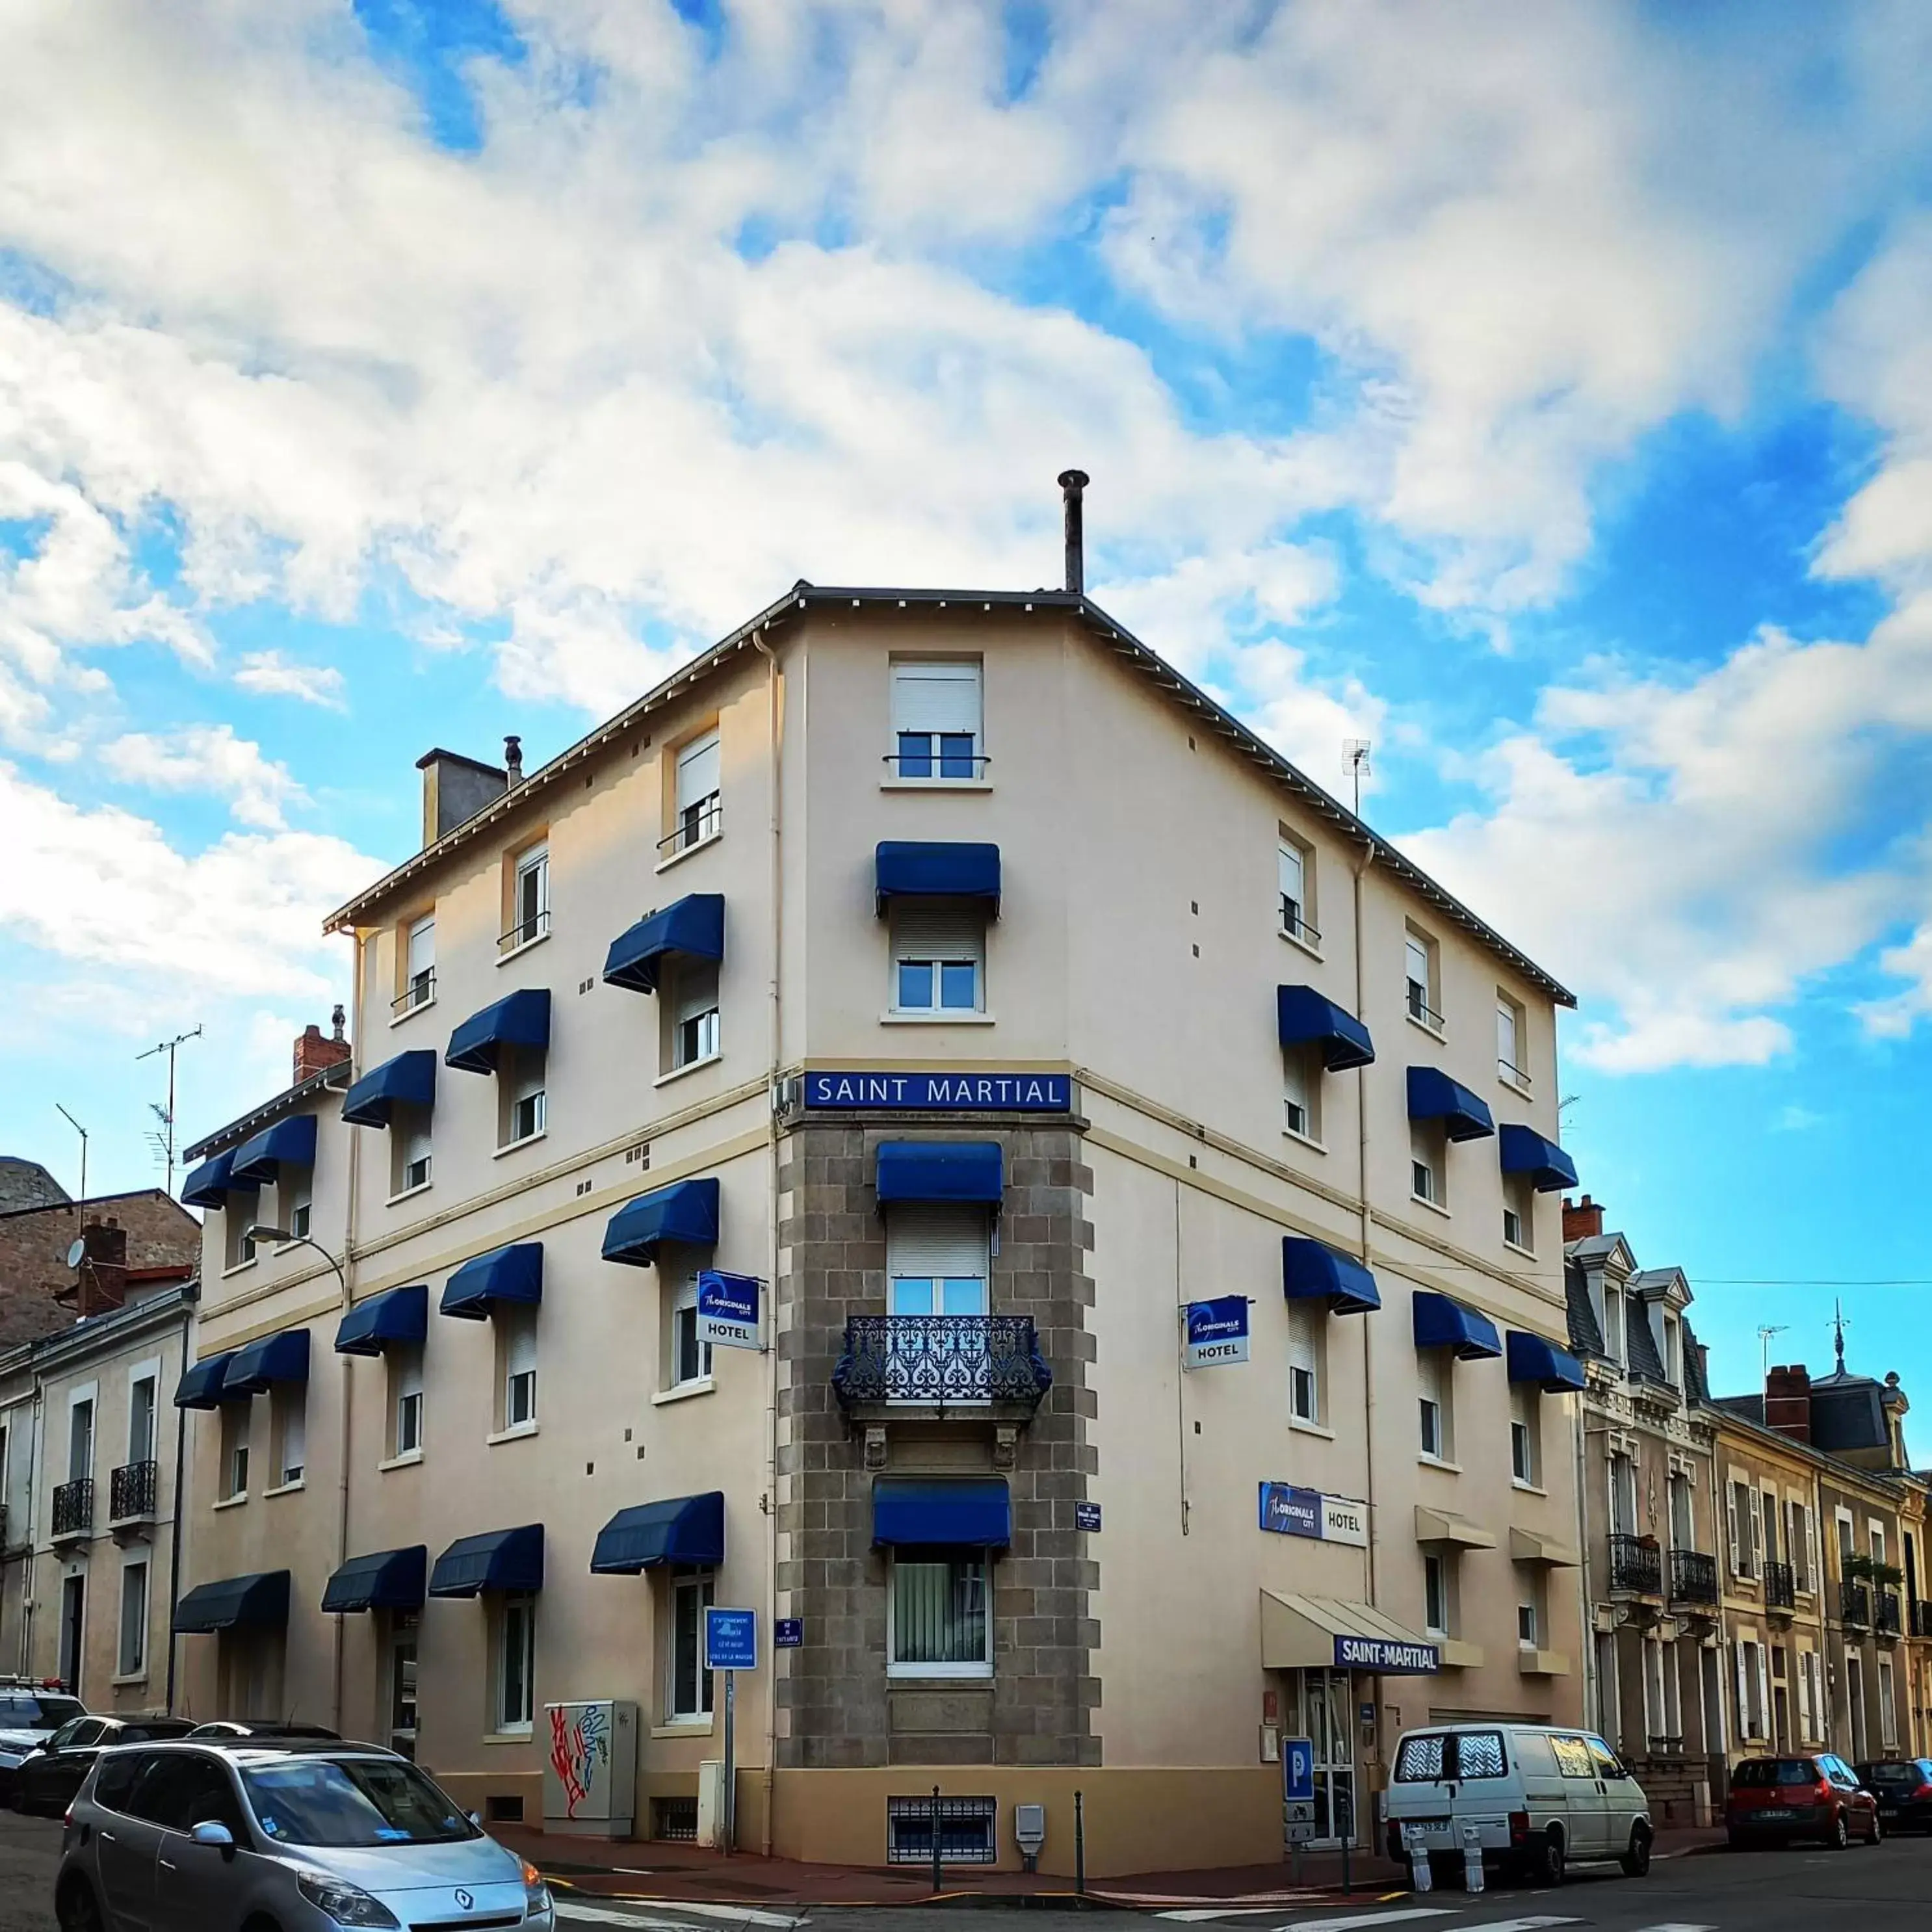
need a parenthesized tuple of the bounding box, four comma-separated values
(1057, 469, 1090, 595)
(504, 735, 523, 786)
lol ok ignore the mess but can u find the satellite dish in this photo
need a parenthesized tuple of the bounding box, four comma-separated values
(66, 1238, 86, 1270)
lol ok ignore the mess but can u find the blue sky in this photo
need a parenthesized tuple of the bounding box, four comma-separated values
(4, 0, 1932, 1441)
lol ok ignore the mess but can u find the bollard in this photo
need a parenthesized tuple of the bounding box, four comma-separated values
(1409, 1836, 1433, 1893)
(1461, 1820, 1484, 1894)
(932, 1784, 943, 1895)
(1075, 1788, 1086, 1896)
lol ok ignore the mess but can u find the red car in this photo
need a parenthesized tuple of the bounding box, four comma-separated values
(1727, 1754, 1881, 1849)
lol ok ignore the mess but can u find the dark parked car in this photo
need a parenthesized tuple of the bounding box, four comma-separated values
(1727, 1753, 1881, 1849)
(0, 1690, 86, 1804)
(14, 1715, 194, 1816)
(182, 1720, 340, 1740)
(1855, 1758, 1932, 1832)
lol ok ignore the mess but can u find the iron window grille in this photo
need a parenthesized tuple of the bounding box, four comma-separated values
(834, 1316, 1051, 1411)
(1610, 1533, 1662, 1595)
(109, 1461, 158, 1522)
(1668, 1548, 1719, 1606)
(887, 1795, 997, 1866)
(51, 1478, 94, 1539)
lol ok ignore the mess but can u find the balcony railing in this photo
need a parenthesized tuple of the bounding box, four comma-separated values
(1280, 900, 1323, 949)
(1764, 1560, 1796, 1612)
(390, 969, 435, 1015)
(1610, 1533, 1662, 1596)
(109, 1459, 158, 1524)
(497, 907, 551, 954)
(1840, 1580, 1872, 1628)
(833, 1316, 1052, 1413)
(1496, 1057, 1532, 1093)
(885, 741, 989, 783)
(1909, 1599, 1932, 1638)
(1669, 1547, 1719, 1607)
(1877, 1591, 1902, 1636)
(1405, 986, 1446, 1036)
(659, 794, 723, 854)
(51, 1478, 94, 1539)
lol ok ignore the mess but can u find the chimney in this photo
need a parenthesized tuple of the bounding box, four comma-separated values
(1562, 1193, 1604, 1242)
(504, 735, 523, 786)
(1766, 1364, 1812, 1443)
(294, 1012, 353, 1086)
(1058, 469, 1090, 595)
(72, 1216, 128, 1318)
(415, 748, 509, 848)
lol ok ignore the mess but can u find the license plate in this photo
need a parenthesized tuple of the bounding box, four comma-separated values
(1881, 1807, 1899, 1819)
(1754, 1808, 1794, 1821)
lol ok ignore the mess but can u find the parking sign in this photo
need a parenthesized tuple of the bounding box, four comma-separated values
(1282, 1736, 1315, 1803)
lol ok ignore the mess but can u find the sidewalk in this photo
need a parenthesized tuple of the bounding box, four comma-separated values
(499, 1821, 1729, 1909)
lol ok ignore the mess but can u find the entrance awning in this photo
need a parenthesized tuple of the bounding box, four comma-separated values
(322, 1546, 428, 1614)
(1509, 1526, 1582, 1569)
(1260, 1589, 1441, 1675)
(174, 1571, 291, 1634)
(1415, 1504, 1497, 1550)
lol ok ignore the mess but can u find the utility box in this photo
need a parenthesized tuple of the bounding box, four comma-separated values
(1013, 1802, 1047, 1872)
(541, 1701, 638, 1838)
(696, 1758, 729, 1848)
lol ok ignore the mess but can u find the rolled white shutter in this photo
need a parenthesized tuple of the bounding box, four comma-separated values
(891, 902, 983, 963)
(675, 731, 720, 812)
(675, 967, 719, 1028)
(407, 916, 434, 979)
(885, 1203, 990, 1281)
(891, 662, 980, 737)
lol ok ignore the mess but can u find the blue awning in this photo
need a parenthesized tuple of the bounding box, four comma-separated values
(876, 1142, 1004, 1206)
(875, 842, 1000, 915)
(1507, 1330, 1589, 1393)
(180, 1149, 237, 1208)
(221, 1329, 311, 1398)
(872, 1478, 1012, 1548)
(1406, 1066, 1496, 1142)
(603, 894, 726, 995)
(174, 1352, 238, 1409)
(229, 1113, 318, 1186)
(322, 1546, 428, 1615)
(335, 1283, 430, 1357)
(1413, 1291, 1504, 1359)
(1282, 1236, 1381, 1316)
(1498, 1123, 1578, 1193)
(445, 988, 551, 1075)
(341, 1051, 437, 1128)
(590, 1492, 726, 1574)
(173, 1571, 290, 1634)
(428, 1524, 545, 1599)
(1276, 986, 1376, 1072)
(439, 1244, 543, 1320)
(602, 1179, 720, 1268)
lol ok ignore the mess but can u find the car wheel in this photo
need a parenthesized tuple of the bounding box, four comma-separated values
(1868, 1810, 1883, 1846)
(55, 1879, 103, 1932)
(1534, 1827, 1565, 1886)
(1829, 1809, 1851, 1850)
(1621, 1823, 1652, 1877)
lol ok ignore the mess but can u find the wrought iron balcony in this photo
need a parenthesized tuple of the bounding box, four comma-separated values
(1668, 1547, 1719, 1608)
(833, 1316, 1051, 1415)
(109, 1459, 158, 1524)
(1610, 1532, 1662, 1596)
(1840, 1580, 1872, 1628)
(1764, 1560, 1796, 1612)
(51, 1478, 94, 1540)
(1909, 1599, 1932, 1638)
(1877, 1591, 1902, 1637)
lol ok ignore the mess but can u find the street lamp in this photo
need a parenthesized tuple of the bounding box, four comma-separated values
(244, 1225, 346, 1293)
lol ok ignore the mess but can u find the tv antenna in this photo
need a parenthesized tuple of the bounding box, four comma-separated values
(136, 1026, 202, 1197)
(1757, 1324, 1788, 1383)
(1343, 740, 1372, 816)
(54, 1104, 88, 1204)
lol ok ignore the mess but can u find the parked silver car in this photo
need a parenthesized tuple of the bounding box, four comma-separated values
(55, 1738, 554, 1930)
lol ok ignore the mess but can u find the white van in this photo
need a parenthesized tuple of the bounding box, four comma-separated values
(1382, 1723, 1652, 1886)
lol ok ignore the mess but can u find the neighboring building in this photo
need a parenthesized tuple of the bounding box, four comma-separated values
(0, 1186, 197, 1352)
(0, 1157, 70, 1215)
(1563, 1197, 1724, 1827)
(173, 503, 1584, 1875)
(0, 1212, 198, 1710)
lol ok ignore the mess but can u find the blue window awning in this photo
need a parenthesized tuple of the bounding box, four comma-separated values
(229, 1114, 319, 1187)
(341, 1051, 437, 1129)
(445, 988, 551, 1075)
(221, 1329, 311, 1398)
(180, 1149, 236, 1209)
(1507, 1330, 1589, 1393)
(439, 1244, 543, 1320)
(876, 1142, 1003, 1206)
(173, 1571, 290, 1634)
(1413, 1291, 1504, 1360)
(1282, 1236, 1381, 1316)
(1277, 986, 1376, 1072)
(335, 1283, 429, 1357)
(1498, 1123, 1578, 1193)
(428, 1524, 545, 1599)
(590, 1492, 726, 1574)
(322, 1546, 428, 1615)
(872, 1477, 1012, 1548)
(602, 1179, 719, 1268)
(1406, 1066, 1496, 1142)
(174, 1352, 238, 1409)
(875, 841, 1000, 915)
(603, 894, 725, 995)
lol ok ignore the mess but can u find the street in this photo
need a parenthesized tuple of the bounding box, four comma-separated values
(7, 1811, 1932, 1932)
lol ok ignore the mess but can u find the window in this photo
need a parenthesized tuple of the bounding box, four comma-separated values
(1610, 1452, 1639, 1537)
(890, 1550, 992, 1675)
(669, 1573, 716, 1721)
(1404, 928, 1442, 1033)
(391, 1346, 424, 1457)
(1669, 1471, 1695, 1548)
(272, 1387, 306, 1487)
(1729, 1480, 1758, 1577)
(497, 1594, 536, 1731)
(1789, 1501, 1810, 1591)
(1282, 1046, 1321, 1142)
(1600, 1284, 1625, 1366)
(670, 1275, 713, 1390)
(1870, 1522, 1888, 1566)
(1496, 994, 1528, 1088)
(389, 1611, 419, 1758)
(1518, 1600, 1539, 1647)
(1418, 1351, 1451, 1461)
(1760, 1492, 1779, 1567)
(224, 1191, 260, 1270)
(667, 959, 722, 1069)
(886, 1205, 991, 1398)
(128, 1376, 157, 1465)
(501, 1046, 547, 1146)
(1423, 1553, 1450, 1635)
(400, 913, 436, 1012)
(220, 1402, 250, 1500)
(891, 660, 982, 779)
(68, 1397, 94, 1482)
(394, 1113, 432, 1195)
(1878, 1658, 1898, 1751)
(506, 840, 549, 950)
(1288, 1302, 1322, 1426)
(670, 729, 722, 850)
(118, 1560, 148, 1677)
(1662, 1312, 1681, 1385)
(281, 1167, 313, 1241)
(499, 1308, 538, 1431)
(1278, 837, 1317, 945)
(1510, 1383, 1539, 1486)
(1502, 1172, 1534, 1251)
(1409, 1119, 1444, 1207)
(891, 902, 984, 1015)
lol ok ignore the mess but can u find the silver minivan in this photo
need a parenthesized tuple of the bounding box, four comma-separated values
(1383, 1722, 1652, 1886)
(55, 1739, 555, 1930)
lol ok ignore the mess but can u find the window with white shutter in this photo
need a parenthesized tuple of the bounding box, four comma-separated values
(1282, 1046, 1320, 1142)
(891, 902, 986, 1013)
(400, 913, 436, 1012)
(668, 959, 722, 1069)
(669, 729, 722, 853)
(1278, 840, 1317, 945)
(1797, 1647, 1814, 1739)
(891, 661, 982, 779)
(886, 1205, 990, 1312)
(1288, 1303, 1322, 1426)
(1727, 1481, 1741, 1575)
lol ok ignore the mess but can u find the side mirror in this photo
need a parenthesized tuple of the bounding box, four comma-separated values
(189, 1820, 235, 1855)
(467, 1812, 482, 1828)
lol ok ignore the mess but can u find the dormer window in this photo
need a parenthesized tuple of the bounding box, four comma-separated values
(1662, 1312, 1681, 1386)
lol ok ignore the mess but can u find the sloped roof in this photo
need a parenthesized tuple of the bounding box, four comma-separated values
(0, 1158, 68, 1215)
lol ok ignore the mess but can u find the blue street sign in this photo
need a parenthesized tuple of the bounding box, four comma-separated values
(1333, 1634, 1439, 1675)
(1075, 1502, 1102, 1532)
(704, 1606, 758, 1673)
(803, 1071, 1071, 1113)
(1184, 1296, 1250, 1368)
(1283, 1736, 1316, 1805)
(776, 1617, 803, 1649)
(697, 1270, 761, 1350)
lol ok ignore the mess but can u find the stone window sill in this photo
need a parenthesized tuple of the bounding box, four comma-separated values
(1282, 1124, 1327, 1155)
(655, 1052, 722, 1088)
(1279, 926, 1324, 963)
(389, 995, 436, 1029)
(387, 1179, 433, 1206)
(880, 1011, 997, 1025)
(1410, 1192, 1454, 1220)
(879, 777, 993, 792)
(486, 1422, 539, 1446)
(651, 1718, 715, 1739)
(656, 827, 722, 873)
(886, 1664, 993, 1681)
(483, 1728, 534, 1745)
(495, 930, 551, 969)
(493, 1128, 547, 1160)
(263, 1479, 306, 1499)
(1417, 1453, 1463, 1476)
(652, 1379, 715, 1407)
(378, 1450, 423, 1472)
(1290, 1417, 1335, 1441)
(213, 1494, 248, 1511)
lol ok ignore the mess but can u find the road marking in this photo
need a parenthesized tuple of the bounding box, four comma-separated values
(1445, 1920, 1583, 1932)
(1275, 1912, 1457, 1932)
(556, 1909, 805, 1931)
(560, 1911, 726, 1931)
(1628, 1925, 1717, 1931)
(1160, 1911, 1305, 1922)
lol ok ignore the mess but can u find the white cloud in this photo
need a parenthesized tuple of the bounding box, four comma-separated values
(99, 724, 306, 830)
(233, 649, 346, 710)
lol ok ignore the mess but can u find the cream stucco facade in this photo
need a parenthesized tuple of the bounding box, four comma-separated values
(174, 584, 1584, 1875)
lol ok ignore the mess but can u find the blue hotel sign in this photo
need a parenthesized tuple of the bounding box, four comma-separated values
(803, 1071, 1072, 1112)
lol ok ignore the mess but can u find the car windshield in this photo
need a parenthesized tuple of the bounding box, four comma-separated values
(1732, 1760, 1816, 1787)
(1859, 1762, 1923, 1787)
(0, 1695, 83, 1729)
(240, 1758, 478, 1847)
